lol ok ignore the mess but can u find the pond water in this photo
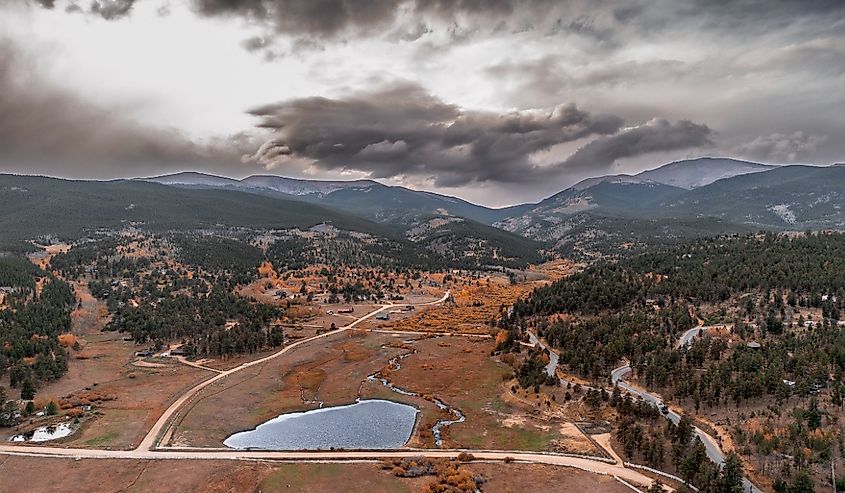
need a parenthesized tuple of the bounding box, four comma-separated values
(9, 421, 75, 442)
(223, 399, 418, 450)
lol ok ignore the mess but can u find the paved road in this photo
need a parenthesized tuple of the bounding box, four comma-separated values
(678, 325, 734, 349)
(677, 326, 705, 348)
(611, 363, 761, 493)
(527, 331, 559, 378)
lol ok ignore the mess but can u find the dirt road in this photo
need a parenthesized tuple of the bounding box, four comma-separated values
(0, 444, 656, 488)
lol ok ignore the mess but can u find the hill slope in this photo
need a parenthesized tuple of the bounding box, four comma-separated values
(144, 173, 529, 225)
(663, 165, 845, 227)
(0, 175, 544, 269)
(498, 162, 843, 257)
(0, 174, 388, 240)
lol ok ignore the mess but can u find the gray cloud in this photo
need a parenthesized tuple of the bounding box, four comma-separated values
(683, 0, 845, 32)
(241, 35, 269, 52)
(561, 119, 714, 172)
(735, 132, 828, 163)
(89, 0, 136, 19)
(29, 0, 137, 19)
(487, 56, 691, 99)
(0, 43, 255, 179)
(245, 82, 630, 187)
(193, 0, 400, 37)
(26, 1, 845, 48)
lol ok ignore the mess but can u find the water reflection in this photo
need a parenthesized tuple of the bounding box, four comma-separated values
(10, 421, 75, 442)
(224, 399, 418, 450)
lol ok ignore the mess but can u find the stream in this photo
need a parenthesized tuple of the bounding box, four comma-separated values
(367, 343, 465, 447)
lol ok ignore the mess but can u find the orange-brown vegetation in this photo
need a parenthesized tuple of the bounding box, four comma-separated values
(57, 333, 77, 347)
(391, 277, 535, 334)
(295, 368, 327, 391)
(383, 457, 482, 493)
(59, 390, 116, 410)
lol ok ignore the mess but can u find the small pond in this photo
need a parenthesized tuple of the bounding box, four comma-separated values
(9, 421, 75, 443)
(224, 399, 418, 450)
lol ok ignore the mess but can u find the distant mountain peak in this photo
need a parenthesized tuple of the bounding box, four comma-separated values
(240, 175, 378, 197)
(143, 172, 241, 187)
(140, 171, 524, 225)
(568, 157, 775, 193)
(633, 157, 775, 189)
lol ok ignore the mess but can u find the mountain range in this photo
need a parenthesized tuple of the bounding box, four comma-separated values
(140, 157, 844, 258)
(2, 157, 842, 263)
(499, 159, 844, 257)
(144, 157, 780, 228)
(0, 174, 542, 269)
(145, 172, 531, 225)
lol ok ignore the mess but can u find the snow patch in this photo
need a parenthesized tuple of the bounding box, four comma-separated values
(768, 204, 796, 224)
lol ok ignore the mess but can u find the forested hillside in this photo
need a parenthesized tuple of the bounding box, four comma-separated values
(0, 174, 387, 241)
(498, 164, 845, 259)
(517, 233, 845, 317)
(0, 257, 75, 404)
(502, 232, 845, 490)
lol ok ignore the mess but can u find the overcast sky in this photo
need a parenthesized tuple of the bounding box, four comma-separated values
(1, 0, 843, 206)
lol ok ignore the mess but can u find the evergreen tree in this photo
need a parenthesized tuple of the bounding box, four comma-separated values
(20, 379, 36, 401)
(716, 453, 744, 493)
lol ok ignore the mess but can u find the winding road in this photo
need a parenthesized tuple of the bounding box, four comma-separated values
(678, 326, 706, 348)
(529, 325, 760, 492)
(611, 361, 761, 492)
(527, 331, 559, 378)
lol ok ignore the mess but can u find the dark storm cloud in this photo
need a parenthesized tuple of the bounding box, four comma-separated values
(89, 0, 136, 20)
(0, 44, 253, 178)
(245, 82, 632, 187)
(215, 0, 843, 41)
(193, 0, 401, 37)
(26, 0, 845, 46)
(28, 0, 137, 19)
(561, 119, 714, 172)
(684, 0, 845, 29)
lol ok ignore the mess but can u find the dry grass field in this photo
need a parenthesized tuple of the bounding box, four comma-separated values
(170, 327, 601, 456)
(170, 330, 422, 447)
